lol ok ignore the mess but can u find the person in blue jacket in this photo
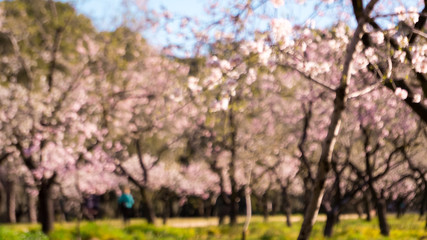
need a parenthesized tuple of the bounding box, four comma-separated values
(118, 186, 134, 224)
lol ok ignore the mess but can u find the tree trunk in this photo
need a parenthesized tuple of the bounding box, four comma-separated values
(215, 170, 228, 225)
(241, 185, 251, 240)
(355, 201, 363, 219)
(0, 181, 5, 220)
(28, 192, 37, 223)
(218, 211, 225, 225)
(204, 198, 213, 218)
(135, 139, 156, 224)
(228, 105, 239, 226)
(229, 192, 238, 225)
(281, 186, 292, 227)
(162, 194, 170, 225)
(420, 185, 427, 217)
(302, 183, 312, 214)
(366, 154, 389, 236)
(216, 192, 229, 225)
(323, 209, 339, 237)
(296, 2, 379, 235)
(162, 205, 169, 225)
(376, 198, 390, 236)
(226, 96, 242, 226)
(262, 192, 269, 222)
(396, 197, 403, 218)
(364, 193, 372, 221)
(271, 194, 280, 215)
(363, 122, 390, 237)
(198, 199, 205, 216)
(39, 181, 54, 234)
(6, 179, 16, 223)
(298, 158, 331, 240)
(140, 187, 156, 224)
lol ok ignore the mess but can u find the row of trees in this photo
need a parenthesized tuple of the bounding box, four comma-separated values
(0, 0, 426, 239)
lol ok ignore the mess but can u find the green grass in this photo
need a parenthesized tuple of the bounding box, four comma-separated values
(0, 214, 425, 240)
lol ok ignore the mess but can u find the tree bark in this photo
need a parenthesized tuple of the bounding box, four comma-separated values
(241, 185, 251, 240)
(396, 197, 404, 218)
(39, 181, 55, 234)
(228, 103, 239, 226)
(299, 102, 314, 213)
(296, 1, 379, 237)
(420, 184, 427, 217)
(281, 186, 292, 227)
(363, 125, 390, 236)
(229, 191, 239, 225)
(6, 179, 16, 223)
(262, 191, 269, 222)
(139, 187, 156, 224)
(28, 192, 37, 223)
(366, 165, 389, 235)
(197, 199, 205, 216)
(204, 197, 213, 218)
(0, 181, 5, 220)
(376, 197, 389, 236)
(323, 209, 339, 237)
(217, 192, 228, 225)
(214, 167, 229, 225)
(364, 193, 372, 221)
(297, 157, 332, 240)
(162, 198, 169, 225)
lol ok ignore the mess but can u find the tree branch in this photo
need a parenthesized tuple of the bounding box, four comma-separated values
(278, 63, 336, 92)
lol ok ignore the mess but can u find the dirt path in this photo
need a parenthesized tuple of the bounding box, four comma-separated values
(166, 214, 361, 228)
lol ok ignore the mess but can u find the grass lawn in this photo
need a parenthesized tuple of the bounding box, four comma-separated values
(0, 214, 425, 240)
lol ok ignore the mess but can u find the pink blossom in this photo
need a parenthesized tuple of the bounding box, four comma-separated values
(83, 35, 99, 57)
(206, 56, 220, 68)
(180, 18, 189, 28)
(411, 45, 427, 73)
(394, 87, 408, 100)
(371, 31, 384, 45)
(270, 0, 284, 8)
(245, 68, 257, 85)
(219, 60, 232, 72)
(364, 47, 378, 62)
(220, 98, 230, 110)
(395, 6, 419, 24)
(162, 11, 172, 19)
(258, 46, 272, 66)
(408, 7, 419, 24)
(188, 76, 202, 93)
(395, 6, 406, 21)
(271, 18, 293, 48)
(204, 68, 223, 90)
(393, 50, 406, 63)
(396, 35, 408, 48)
(413, 94, 421, 103)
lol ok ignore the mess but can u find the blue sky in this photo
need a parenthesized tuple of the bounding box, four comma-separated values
(64, 0, 345, 50)
(61, 0, 422, 54)
(62, 0, 209, 31)
(60, 0, 210, 51)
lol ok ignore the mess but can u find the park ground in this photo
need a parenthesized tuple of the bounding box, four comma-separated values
(0, 214, 426, 240)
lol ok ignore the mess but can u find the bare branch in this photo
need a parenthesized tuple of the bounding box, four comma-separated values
(348, 82, 381, 99)
(278, 63, 336, 92)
